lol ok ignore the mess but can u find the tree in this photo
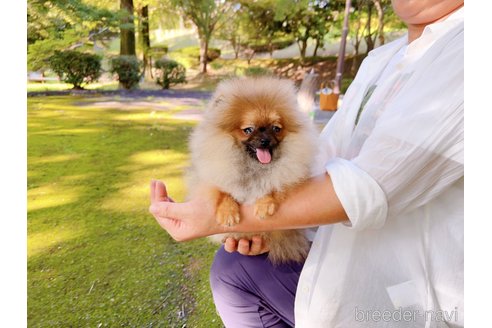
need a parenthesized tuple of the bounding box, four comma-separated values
(238, 0, 285, 58)
(349, 0, 367, 74)
(334, 0, 351, 94)
(275, 0, 332, 61)
(120, 0, 136, 55)
(138, 5, 152, 79)
(27, 0, 118, 71)
(133, 0, 178, 80)
(172, 0, 232, 73)
(347, 0, 398, 61)
(216, 3, 249, 59)
(311, 2, 332, 57)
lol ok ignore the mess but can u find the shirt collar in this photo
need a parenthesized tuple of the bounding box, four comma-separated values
(359, 7, 464, 84)
(406, 6, 464, 57)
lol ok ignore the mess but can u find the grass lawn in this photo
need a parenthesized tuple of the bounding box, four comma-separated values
(27, 81, 121, 93)
(27, 95, 222, 327)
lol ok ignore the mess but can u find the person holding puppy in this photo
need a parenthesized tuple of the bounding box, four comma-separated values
(149, 0, 464, 326)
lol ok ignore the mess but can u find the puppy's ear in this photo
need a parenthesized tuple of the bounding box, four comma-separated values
(205, 93, 225, 114)
(212, 94, 225, 107)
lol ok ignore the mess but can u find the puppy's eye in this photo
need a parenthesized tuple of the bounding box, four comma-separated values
(243, 127, 254, 135)
(272, 126, 282, 133)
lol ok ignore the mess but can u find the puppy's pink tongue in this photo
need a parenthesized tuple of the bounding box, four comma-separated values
(256, 148, 271, 164)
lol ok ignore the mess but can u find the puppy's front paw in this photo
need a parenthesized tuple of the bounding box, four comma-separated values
(216, 195, 240, 227)
(254, 195, 277, 220)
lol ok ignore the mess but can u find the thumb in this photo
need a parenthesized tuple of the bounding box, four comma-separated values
(149, 201, 193, 221)
(151, 180, 169, 203)
(155, 180, 169, 201)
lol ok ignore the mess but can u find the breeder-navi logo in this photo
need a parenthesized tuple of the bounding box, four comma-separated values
(354, 307, 459, 323)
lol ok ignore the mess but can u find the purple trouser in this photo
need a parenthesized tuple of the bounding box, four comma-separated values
(209, 246, 304, 328)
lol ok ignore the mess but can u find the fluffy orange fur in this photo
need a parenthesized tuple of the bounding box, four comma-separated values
(186, 76, 319, 264)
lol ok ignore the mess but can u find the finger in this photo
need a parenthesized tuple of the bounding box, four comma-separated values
(224, 238, 237, 253)
(237, 238, 251, 255)
(249, 235, 263, 255)
(153, 217, 184, 242)
(154, 181, 169, 202)
(149, 201, 192, 220)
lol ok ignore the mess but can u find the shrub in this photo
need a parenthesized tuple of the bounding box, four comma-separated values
(210, 61, 224, 70)
(48, 50, 102, 89)
(243, 37, 295, 53)
(243, 66, 272, 77)
(170, 47, 221, 68)
(154, 59, 186, 89)
(149, 46, 168, 60)
(206, 48, 221, 62)
(110, 55, 141, 89)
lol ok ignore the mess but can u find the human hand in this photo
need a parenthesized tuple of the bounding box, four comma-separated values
(149, 180, 222, 241)
(223, 235, 269, 256)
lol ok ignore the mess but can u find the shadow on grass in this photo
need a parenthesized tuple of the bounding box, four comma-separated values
(27, 96, 222, 327)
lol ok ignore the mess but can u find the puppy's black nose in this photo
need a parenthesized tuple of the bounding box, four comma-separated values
(260, 138, 270, 147)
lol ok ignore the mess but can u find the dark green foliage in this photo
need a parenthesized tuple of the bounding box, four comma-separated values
(110, 55, 141, 89)
(206, 48, 221, 62)
(243, 66, 272, 77)
(177, 46, 221, 62)
(245, 37, 295, 53)
(154, 59, 186, 89)
(48, 50, 102, 89)
(27, 0, 118, 45)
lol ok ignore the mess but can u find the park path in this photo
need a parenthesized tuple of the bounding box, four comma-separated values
(28, 89, 336, 127)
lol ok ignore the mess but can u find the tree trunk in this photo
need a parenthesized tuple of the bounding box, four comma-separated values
(313, 38, 320, 57)
(120, 0, 136, 56)
(231, 35, 240, 59)
(351, 3, 363, 75)
(334, 0, 352, 95)
(199, 36, 209, 73)
(300, 39, 308, 60)
(139, 5, 152, 80)
(298, 27, 310, 61)
(373, 0, 385, 46)
(364, 2, 375, 54)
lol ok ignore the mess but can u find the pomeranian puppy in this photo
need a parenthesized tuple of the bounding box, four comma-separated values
(186, 76, 318, 264)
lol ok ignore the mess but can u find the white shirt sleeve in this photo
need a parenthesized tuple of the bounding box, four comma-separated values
(326, 32, 463, 230)
(326, 158, 388, 230)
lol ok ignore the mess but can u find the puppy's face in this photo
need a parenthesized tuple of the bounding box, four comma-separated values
(203, 78, 304, 166)
(212, 90, 301, 165)
(235, 110, 285, 164)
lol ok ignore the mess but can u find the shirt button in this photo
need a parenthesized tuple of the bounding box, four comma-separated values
(303, 285, 310, 293)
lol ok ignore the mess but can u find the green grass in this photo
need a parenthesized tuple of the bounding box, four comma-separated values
(27, 81, 120, 92)
(28, 95, 222, 327)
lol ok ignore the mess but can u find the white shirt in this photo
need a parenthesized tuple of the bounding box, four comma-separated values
(295, 8, 464, 328)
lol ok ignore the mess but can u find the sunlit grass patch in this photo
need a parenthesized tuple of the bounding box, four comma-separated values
(28, 224, 84, 258)
(101, 150, 189, 213)
(129, 149, 188, 166)
(28, 183, 83, 212)
(27, 81, 119, 92)
(28, 95, 220, 327)
(29, 154, 81, 165)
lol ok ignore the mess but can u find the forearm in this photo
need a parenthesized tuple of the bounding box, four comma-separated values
(222, 173, 348, 234)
